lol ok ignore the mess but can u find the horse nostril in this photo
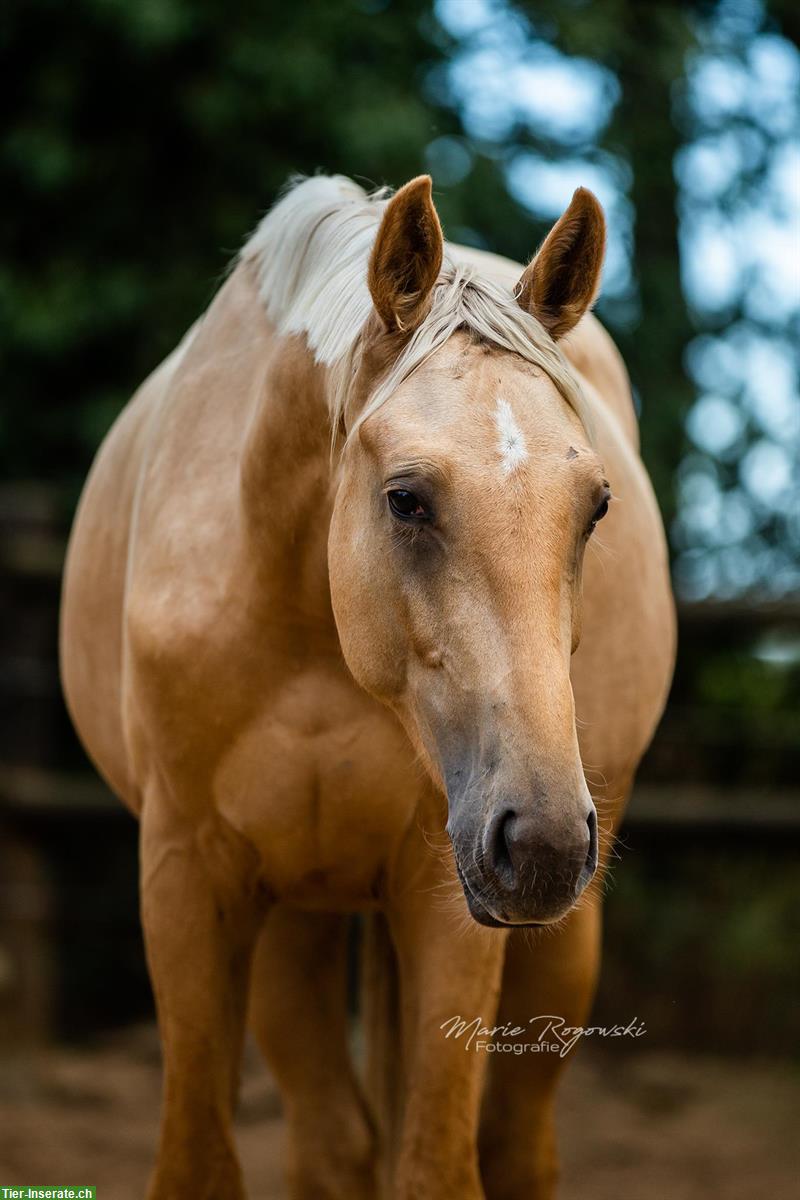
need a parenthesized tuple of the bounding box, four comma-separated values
(584, 806, 598, 876)
(487, 807, 518, 889)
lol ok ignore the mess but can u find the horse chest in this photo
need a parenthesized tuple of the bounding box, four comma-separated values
(215, 672, 425, 908)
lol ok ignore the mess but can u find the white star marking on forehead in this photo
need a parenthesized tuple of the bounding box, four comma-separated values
(494, 396, 529, 476)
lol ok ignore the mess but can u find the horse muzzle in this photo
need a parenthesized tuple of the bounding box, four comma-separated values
(448, 798, 598, 927)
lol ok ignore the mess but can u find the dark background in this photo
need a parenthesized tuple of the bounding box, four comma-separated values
(1, 2, 798, 1187)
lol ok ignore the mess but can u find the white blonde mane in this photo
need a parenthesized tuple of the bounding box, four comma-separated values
(241, 174, 593, 441)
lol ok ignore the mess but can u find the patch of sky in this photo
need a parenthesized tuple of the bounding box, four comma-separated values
(435, 0, 619, 146)
(506, 153, 634, 301)
(739, 439, 795, 509)
(686, 393, 746, 457)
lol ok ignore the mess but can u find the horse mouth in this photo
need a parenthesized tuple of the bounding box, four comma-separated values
(454, 859, 545, 930)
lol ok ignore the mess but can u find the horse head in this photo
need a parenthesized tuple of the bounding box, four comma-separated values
(328, 176, 608, 927)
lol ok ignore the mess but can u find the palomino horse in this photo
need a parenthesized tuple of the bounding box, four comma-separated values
(60, 174, 675, 1199)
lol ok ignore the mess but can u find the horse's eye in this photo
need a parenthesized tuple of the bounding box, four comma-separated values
(589, 495, 610, 532)
(387, 489, 429, 520)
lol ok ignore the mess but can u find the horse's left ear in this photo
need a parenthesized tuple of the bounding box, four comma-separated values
(368, 175, 444, 332)
(516, 188, 606, 341)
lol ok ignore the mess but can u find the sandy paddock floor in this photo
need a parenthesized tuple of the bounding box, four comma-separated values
(0, 1025, 798, 1200)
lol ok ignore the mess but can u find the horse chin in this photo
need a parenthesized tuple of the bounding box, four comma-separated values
(455, 860, 546, 930)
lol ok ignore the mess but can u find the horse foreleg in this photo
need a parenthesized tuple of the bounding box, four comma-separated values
(479, 898, 602, 1200)
(249, 907, 379, 1200)
(387, 837, 507, 1200)
(140, 793, 265, 1200)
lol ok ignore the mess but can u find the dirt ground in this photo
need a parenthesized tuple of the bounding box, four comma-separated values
(0, 1024, 798, 1200)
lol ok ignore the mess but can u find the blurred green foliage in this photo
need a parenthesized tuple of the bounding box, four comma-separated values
(1, 0, 694, 513)
(0, 0, 460, 495)
(1, 0, 796, 558)
(598, 837, 800, 1055)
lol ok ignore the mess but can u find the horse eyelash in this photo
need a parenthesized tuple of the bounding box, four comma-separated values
(390, 522, 427, 550)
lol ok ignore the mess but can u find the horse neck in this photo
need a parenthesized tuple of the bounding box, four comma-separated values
(237, 267, 341, 633)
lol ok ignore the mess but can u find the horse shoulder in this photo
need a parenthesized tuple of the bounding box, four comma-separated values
(60, 335, 200, 811)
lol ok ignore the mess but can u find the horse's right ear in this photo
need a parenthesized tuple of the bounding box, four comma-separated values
(515, 188, 606, 341)
(368, 176, 444, 332)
